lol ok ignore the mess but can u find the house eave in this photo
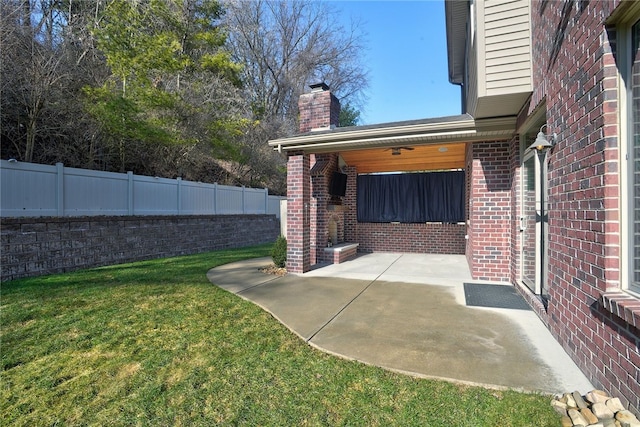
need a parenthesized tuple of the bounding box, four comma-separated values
(445, 0, 469, 85)
(269, 115, 516, 154)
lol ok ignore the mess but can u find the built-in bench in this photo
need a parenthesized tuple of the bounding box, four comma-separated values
(323, 243, 359, 264)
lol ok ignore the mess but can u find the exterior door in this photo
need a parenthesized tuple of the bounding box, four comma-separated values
(521, 152, 539, 292)
(521, 146, 549, 302)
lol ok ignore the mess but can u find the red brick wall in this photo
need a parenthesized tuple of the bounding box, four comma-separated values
(508, 135, 522, 286)
(355, 222, 466, 254)
(467, 140, 513, 282)
(310, 153, 342, 265)
(343, 166, 358, 243)
(298, 88, 340, 133)
(286, 152, 310, 273)
(521, 0, 639, 410)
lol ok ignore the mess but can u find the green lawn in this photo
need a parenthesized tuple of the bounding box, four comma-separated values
(1, 244, 560, 426)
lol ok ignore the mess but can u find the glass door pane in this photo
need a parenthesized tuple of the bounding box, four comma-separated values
(631, 20, 640, 292)
(522, 154, 538, 292)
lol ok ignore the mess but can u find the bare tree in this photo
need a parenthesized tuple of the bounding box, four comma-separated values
(1, 0, 108, 165)
(221, 0, 368, 193)
(224, 0, 369, 133)
(2, 2, 64, 162)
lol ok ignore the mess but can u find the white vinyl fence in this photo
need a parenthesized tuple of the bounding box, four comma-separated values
(1, 160, 283, 218)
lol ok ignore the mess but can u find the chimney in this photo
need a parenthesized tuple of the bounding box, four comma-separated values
(298, 82, 341, 133)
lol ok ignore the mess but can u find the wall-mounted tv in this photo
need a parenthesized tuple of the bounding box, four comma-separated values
(329, 172, 347, 197)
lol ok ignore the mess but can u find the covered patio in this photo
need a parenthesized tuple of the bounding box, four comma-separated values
(269, 84, 517, 282)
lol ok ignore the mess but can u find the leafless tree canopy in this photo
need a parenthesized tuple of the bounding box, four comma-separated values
(225, 0, 368, 133)
(1, 0, 369, 194)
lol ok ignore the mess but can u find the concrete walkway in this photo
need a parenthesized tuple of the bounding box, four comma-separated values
(207, 253, 593, 394)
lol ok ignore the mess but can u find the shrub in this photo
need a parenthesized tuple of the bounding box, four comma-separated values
(271, 235, 287, 268)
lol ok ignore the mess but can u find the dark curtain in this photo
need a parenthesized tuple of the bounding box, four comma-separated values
(357, 171, 465, 223)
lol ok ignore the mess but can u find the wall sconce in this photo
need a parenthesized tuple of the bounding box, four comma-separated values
(527, 124, 557, 153)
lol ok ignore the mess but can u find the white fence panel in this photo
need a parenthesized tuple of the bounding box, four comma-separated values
(180, 180, 216, 214)
(133, 175, 179, 215)
(63, 167, 129, 216)
(244, 187, 267, 214)
(216, 185, 244, 214)
(268, 196, 281, 220)
(0, 160, 283, 218)
(1, 162, 58, 217)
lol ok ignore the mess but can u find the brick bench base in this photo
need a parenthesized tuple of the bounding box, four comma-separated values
(323, 243, 359, 264)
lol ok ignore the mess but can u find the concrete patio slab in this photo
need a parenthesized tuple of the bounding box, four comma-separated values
(206, 257, 277, 293)
(311, 279, 561, 391)
(238, 275, 370, 340)
(303, 252, 402, 281)
(207, 253, 594, 394)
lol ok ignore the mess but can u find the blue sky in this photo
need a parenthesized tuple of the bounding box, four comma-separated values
(332, 1, 462, 125)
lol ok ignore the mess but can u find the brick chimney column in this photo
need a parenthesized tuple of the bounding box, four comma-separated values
(286, 83, 339, 273)
(298, 83, 340, 133)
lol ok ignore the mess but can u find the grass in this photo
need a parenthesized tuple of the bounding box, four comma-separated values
(1, 244, 561, 426)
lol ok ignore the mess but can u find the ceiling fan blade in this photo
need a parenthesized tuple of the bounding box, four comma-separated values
(384, 146, 415, 151)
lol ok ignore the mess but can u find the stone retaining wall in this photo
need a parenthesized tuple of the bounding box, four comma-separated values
(1, 215, 280, 282)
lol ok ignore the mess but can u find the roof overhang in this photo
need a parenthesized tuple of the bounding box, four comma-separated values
(445, 0, 469, 85)
(268, 114, 516, 155)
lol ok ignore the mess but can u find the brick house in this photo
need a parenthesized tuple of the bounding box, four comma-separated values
(269, 0, 639, 410)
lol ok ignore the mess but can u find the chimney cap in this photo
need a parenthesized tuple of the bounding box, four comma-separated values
(310, 82, 330, 92)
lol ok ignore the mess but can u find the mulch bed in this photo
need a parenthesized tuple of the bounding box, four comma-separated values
(259, 264, 287, 276)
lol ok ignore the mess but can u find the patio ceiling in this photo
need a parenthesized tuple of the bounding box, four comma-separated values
(338, 142, 466, 174)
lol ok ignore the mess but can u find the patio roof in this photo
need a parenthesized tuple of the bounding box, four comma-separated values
(268, 114, 516, 173)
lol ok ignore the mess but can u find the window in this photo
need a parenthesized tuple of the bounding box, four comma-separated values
(620, 12, 640, 294)
(630, 20, 640, 293)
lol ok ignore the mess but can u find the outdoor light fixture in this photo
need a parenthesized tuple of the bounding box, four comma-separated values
(527, 124, 557, 153)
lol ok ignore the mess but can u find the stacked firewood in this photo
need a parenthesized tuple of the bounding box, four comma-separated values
(551, 390, 639, 427)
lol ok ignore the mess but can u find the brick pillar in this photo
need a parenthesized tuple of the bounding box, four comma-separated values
(286, 152, 310, 273)
(343, 166, 358, 243)
(298, 83, 340, 133)
(467, 141, 512, 282)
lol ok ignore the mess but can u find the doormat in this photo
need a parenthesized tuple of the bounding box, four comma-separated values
(463, 283, 531, 310)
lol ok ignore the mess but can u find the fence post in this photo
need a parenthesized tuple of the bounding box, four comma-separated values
(177, 177, 182, 215)
(213, 183, 217, 214)
(127, 171, 134, 215)
(264, 188, 269, 214)
(242, 186, 246, 214)
(56, 163, 64, 216)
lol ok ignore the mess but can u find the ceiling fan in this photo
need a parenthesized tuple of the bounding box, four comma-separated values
(385, 147, 415, 156)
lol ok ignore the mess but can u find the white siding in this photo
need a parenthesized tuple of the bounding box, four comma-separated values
(469, 0, 532, 117)
(483, 0, 532, 94)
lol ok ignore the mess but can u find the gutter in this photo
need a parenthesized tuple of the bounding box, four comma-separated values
(268, 116, 516, 154)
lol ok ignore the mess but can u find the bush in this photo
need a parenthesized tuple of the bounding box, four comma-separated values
(271, 235, 287, 268)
